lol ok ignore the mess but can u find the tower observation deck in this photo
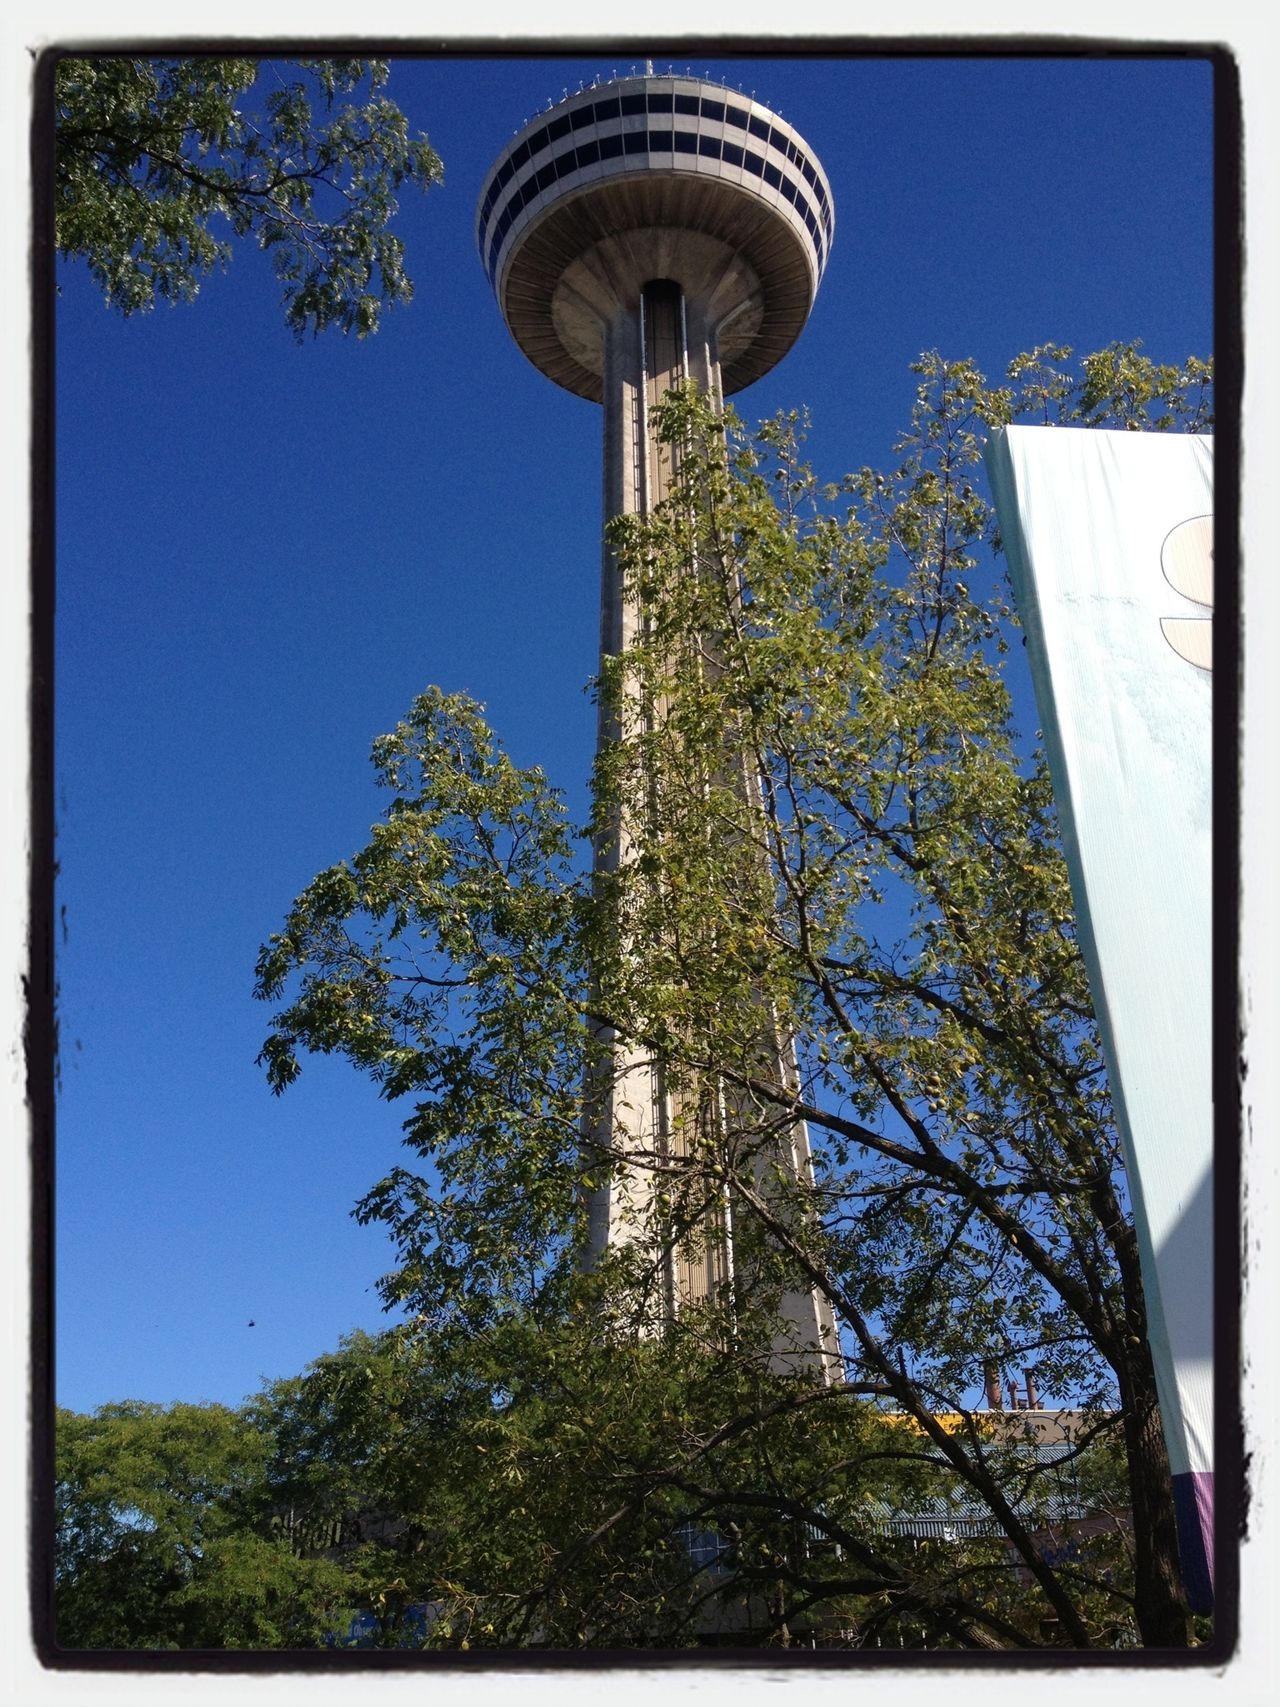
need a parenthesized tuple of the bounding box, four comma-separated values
(479, 71, 837, 1365)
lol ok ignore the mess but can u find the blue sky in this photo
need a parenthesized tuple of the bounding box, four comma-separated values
(53, 50, 1217, 1415)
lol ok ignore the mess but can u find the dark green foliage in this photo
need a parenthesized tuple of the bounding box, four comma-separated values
(54, 1317, 1141, 1651)
(53, 56, 442, 337)
(54, 1399, 349, 1649)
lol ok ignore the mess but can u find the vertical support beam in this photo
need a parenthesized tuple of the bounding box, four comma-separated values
(588, 282, 836, 1373)
(587, 305, 662, 1288)
(590, 284, 725, 1312)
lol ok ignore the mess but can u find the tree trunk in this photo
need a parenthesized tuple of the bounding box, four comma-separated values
(1116, 1335, 1191, 1647)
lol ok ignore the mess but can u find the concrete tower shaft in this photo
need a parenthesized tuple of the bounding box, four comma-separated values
(479, 74, 837, 1366)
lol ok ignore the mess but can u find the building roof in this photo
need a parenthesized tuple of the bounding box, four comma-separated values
(860, 1440, 1110, 1541)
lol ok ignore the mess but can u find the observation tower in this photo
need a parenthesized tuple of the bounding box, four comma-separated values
(478, 69, 836, 1361)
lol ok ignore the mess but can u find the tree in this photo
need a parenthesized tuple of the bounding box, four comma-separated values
(245, 1326, 505, 1650)
(361, 1303, 1141, 1651)
(54, 1315, 1144, 1652)
(54, 1332, 491, 1652)
(255, 343, 1213, 1649)
(54, 1398, 350, 1648)
(53, 56, 442, 338)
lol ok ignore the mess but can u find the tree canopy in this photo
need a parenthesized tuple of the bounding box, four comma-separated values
(252, 342, 1213, 1649)
(52, 56, 442, 337)
(57, 1318, 1141, 1652)
(54, 1396, 351, 1649)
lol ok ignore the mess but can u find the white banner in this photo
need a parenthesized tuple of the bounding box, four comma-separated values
(985, 425, 1214, 1611)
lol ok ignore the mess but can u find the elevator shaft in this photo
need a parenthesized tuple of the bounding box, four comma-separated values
(589, 280, 730, 1315)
